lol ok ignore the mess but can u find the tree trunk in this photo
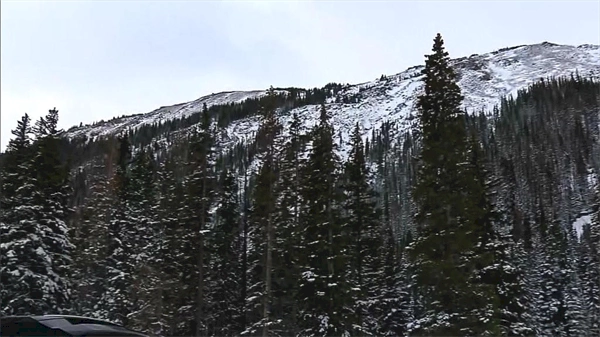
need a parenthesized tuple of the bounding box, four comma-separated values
(241, 173, 249, 331)
(262, 148, 274, 337)
(196, 166, 207, 337)
(262, 211, 273, 337)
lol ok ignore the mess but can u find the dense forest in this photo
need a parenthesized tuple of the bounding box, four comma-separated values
(1, 34, 599, 336)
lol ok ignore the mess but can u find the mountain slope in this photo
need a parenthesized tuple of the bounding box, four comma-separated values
(65, 42, 599, 158)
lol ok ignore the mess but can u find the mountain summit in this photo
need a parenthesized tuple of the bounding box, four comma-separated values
(65, 42, 599, 156)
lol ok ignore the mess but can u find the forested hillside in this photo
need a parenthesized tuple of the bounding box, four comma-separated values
(1, 35, 599, 336)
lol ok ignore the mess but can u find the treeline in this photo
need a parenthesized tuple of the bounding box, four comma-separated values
(1, 109, 73, 315)
(1, 34, 599, 337)
(65, 82, 354, 159)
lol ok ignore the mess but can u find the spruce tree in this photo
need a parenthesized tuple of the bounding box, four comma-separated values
(462, 131, 533, 335)
(342, 122, 384, 335)
(127, 148, 160, 333)
(207, 167, 243, 336)
(103, 135, 135, 325)
(408, 34, 500, 335)
(31, 108, 74, 314)
(0, 114, 44, 315)
(297, 104, 349, 336)
(591, 182, 600, 332)
(154, 156, 187, 336)
(580, 191, 600, 335)
(272, 111, 305, 335)
(244, 87, 281, 336)
(1, 110, 75, 315)
(71, 159, 112, 319)
(180, 106, 216, 336)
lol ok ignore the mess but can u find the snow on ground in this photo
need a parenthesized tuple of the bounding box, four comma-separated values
(65, 42, 600, 161)
(572, 214, 593, 241)
(65, 90, 286, 141)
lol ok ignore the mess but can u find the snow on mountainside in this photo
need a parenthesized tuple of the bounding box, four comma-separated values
(65, 42, 600, 158)
(572, 214, 593, 241)
(66, 90, 287, 140)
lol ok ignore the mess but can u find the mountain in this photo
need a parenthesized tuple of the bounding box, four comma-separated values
(64, 42, 599, 159)
(3, 38, 600, 336)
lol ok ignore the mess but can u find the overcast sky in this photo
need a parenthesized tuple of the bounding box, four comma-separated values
(2, 0, 599, 150)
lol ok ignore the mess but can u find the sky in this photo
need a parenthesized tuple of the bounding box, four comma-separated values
(1, 0, 599, 150)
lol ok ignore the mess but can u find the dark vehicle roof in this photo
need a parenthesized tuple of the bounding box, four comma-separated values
(1, 315, 148, 337)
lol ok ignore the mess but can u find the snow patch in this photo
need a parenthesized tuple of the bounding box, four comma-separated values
(572, 214, 592, 240)
(62, 43, 600, 174)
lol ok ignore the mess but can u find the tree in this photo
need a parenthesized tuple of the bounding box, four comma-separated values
(0, 114, 33, 216)
(126, 148, 160, 333)
(1, 109, 75, 315)
(1, 114, 43, 315)
(103, 135, 135, 326)
(580, 188, 600, 335)
(342, 122, 384, 335)
(207, 167, 243, 336)
(244, 87, 281, 336)
(152, 156, 187, 336)
(408, 34, 500, 335)
(297, 104, 350, 336)
(32, 108, 74, 314)
(179, 105, 217, 336)
(272, 111, 305, 336)
(71, 160, 113, 319)
(462, 131, 533, 335)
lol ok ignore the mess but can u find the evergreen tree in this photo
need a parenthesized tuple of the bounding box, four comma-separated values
(0, 114, 45, 315)
(272, 111, 305, 336)
(153, 156, 187, 336)
(1, 109, 74, 315)
(127, 148, 160, 333)
(580, 187, 600, 335)
(0, 114, 33, 227)
(244, 87, 281, 336)
(103, 135, 135, 326)
(180, 106, 216, 336)
(408, 34, 500, 335)
(71, 160, 112, 319)
(207, 167, 243, 336)
(297, 104, 350, 336)
(463, 131, 534, 335)
(342, 122, 384, 335)
(35, 109, 75, 313)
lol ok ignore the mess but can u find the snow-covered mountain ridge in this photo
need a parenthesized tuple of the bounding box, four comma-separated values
(65, 42, 599, 157)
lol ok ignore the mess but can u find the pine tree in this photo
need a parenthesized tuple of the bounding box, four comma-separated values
(537, 218, 570, 336)
(297, 104, 350, 336)
(1, 110, 76, 315)
(271, 111, 305, 336)
(0, 114, 33, 226)
(0, 114, 44, 315)
(0, 170, 50, 315)
(580, 188, 600, 335)
(71, 159, 112, 319)
(31, 108, 74, 314)
(153, 156, 187, 336)
(207, 167, 243, 336)
(244, 87, 281, 336)
(180, 106, 216, 337)
(591, 182, 599, 333)
(342, 122, 384, 335)
(127, 148, 160, 333)
(462, 131, 534, 335)
(103, 135, 135, 326)
(408, 34, 500, 335)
